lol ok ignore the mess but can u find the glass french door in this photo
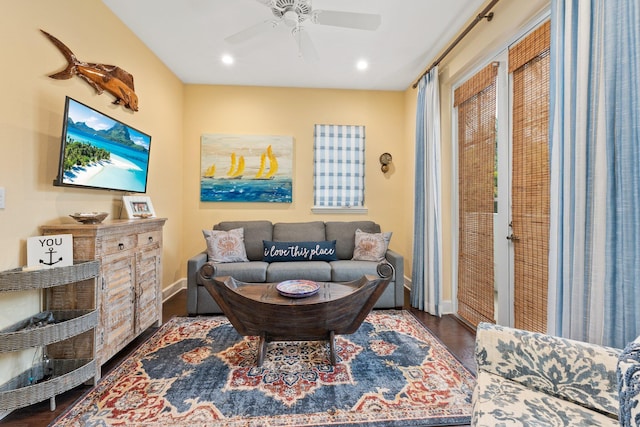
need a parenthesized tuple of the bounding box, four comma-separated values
(455, 62, 501, 327)
(508, 21, 550, 332)
(455, 20, 550, 331)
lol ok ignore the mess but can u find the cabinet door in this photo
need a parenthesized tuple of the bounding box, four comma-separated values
(101, 251, 135, 363)
(135, 244, 161, 333)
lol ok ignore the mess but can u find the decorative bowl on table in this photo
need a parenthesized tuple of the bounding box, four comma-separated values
(276, 280, 320, 298)
(69, 212, 109, 224)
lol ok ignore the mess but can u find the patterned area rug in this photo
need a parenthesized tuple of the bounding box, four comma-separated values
(52, 310, 475, 426)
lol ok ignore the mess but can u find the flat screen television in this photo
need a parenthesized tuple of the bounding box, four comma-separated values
(53, 97, 152, 193)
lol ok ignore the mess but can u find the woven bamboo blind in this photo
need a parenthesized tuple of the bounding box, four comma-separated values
(455, 63, 498, 327)
(509, 20, 550, 333)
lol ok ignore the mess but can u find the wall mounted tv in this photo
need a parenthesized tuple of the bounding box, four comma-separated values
(53, 97, 152, 193)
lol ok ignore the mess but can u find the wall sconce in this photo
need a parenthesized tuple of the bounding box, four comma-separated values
(379, 152, 392, 173)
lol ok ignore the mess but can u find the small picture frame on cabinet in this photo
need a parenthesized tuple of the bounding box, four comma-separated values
(122, 195, 156, 219)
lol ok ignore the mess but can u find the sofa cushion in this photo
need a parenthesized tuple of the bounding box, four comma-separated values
(352, 229, 392, 262)
(472, 372, 619, 426)
(266, 261, 331, 282)
(214, 221, 272, 261)
(330, 260, 381, 282)
(263, 240, 337, 262)
(202, 228, 249, 263)
(273, 221, 325, 242)
(198, 261, 268, 283)
(326, 221, 381, 259)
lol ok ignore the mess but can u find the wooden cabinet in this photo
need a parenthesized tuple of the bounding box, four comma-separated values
(41, 218, 166, 366)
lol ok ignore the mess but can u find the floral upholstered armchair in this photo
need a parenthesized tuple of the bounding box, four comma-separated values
(618, 335, 640, 426)
(472, 322, 640, 426)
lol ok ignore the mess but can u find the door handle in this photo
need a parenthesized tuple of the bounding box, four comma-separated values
(506, 234, 520, 241)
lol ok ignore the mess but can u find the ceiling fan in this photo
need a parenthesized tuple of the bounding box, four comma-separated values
(225, 0, 382, 60)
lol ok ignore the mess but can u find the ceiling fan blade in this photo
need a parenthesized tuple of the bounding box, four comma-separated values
(293, 27, 318, 61)
(312, 10, 381, 31)
(225, 19, 279, 44)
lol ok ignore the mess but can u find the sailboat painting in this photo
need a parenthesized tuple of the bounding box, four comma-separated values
(200, 134, 293, 202)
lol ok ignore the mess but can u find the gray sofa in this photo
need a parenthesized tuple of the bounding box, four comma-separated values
(187, 220, 404, 315)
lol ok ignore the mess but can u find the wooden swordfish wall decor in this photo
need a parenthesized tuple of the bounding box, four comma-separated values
(40, 30, 139, 112)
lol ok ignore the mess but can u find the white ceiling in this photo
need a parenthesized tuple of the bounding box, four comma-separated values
(101, 0, 486, 91)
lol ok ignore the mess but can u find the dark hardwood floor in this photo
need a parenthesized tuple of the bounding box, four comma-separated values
(1, 289, 476, 426)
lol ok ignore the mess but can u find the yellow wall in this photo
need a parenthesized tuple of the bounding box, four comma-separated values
(182, 85, 409, 261)
(0, 0, 184, 385)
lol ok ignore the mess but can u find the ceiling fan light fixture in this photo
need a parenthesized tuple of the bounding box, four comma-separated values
(283, 10, 300, 27)
(221, 54, 234, 65)
(271, 0, 311, 18)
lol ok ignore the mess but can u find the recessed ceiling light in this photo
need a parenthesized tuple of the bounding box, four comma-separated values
(356, 60, 369, 71)
(221, 54, 234, 65)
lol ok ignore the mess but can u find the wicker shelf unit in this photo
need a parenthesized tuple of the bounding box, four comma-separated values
(0, 260, 99, 412)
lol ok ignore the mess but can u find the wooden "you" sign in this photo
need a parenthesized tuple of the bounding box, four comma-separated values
(27, 234, 73, 269)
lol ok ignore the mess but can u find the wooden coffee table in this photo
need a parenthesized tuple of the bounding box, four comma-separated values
(198, 266, 390, 366)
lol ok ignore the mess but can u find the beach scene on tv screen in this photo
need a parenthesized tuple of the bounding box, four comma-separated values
(61, 99, 150, 192)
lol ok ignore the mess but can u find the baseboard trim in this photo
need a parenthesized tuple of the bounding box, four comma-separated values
(439, 300, 454, 314)
(163, 279, 186, 302)
(402, 276, 455, 314)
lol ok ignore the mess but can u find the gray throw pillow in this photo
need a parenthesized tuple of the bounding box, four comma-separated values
(352, 228, 392, 262)
(202, 228, 249, 263)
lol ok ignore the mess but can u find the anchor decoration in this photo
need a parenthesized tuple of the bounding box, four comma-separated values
(40, 247, 63, 266)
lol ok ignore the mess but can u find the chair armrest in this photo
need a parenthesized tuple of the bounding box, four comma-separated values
(384, 249, 404, 308)
(186, 251, 208, 314)
(618, 336, 640, 426)
(476, 322, 620, 417)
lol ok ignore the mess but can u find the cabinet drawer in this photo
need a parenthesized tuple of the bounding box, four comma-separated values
(100, 234, 137, 256)
(138, 230, 162, 247)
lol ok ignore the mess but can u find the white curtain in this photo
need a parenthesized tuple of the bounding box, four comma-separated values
(548, 0, 640, 348)
(410, 67, 443, 315)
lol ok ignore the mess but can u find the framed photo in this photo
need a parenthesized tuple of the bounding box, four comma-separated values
(122, 196, 156, 219)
